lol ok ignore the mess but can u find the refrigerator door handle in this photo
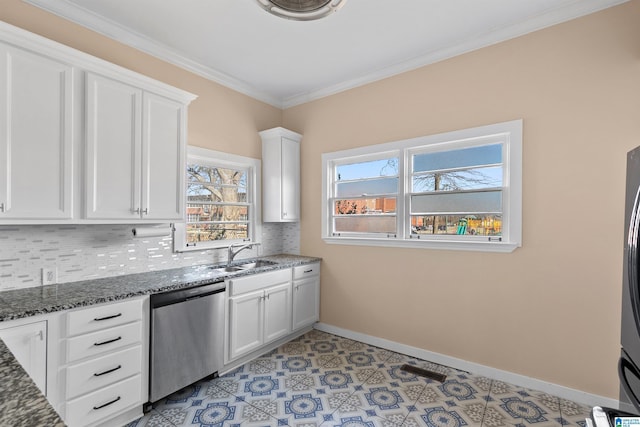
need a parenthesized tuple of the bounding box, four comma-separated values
(628, 184, 640, 337)
(619, 351, 640, 413)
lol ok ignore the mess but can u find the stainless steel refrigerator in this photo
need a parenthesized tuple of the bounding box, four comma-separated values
(619, 145, 640, 413)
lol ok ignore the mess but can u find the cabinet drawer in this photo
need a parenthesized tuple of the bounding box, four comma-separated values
(67, 322, 142, 363)
(66, 345, 142, 400)
(65, 374, 142, 427)
(67, 298, 142, 336)
(228, 268, 291, 296)
(293, 263, 320, 280)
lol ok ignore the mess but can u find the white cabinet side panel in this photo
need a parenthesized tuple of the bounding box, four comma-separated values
(281, 137, 300, 221)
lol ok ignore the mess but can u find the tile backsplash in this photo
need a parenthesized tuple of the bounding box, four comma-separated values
(0, 222, 300, 291)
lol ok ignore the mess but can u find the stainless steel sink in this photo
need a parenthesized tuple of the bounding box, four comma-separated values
(236, 260, 277, 269)
(210, 266, 244, 273)
(208, 260, 276, 274)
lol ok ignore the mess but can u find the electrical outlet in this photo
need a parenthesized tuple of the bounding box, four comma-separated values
(42, 267, 57, 285)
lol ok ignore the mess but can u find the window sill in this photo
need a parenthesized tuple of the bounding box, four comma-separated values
(174, 240, 260, 253)
(322, 236, 520, 253)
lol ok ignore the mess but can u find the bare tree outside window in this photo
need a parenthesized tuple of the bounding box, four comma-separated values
(186, 164, 249, 243)
(408, 144, 504, 236)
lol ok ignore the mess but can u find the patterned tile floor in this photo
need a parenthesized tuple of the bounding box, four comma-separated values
(127, 330, 592, 427)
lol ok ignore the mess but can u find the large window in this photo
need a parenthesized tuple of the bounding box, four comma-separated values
(174, 147, 261, 251)
(322, 120, 522, 252)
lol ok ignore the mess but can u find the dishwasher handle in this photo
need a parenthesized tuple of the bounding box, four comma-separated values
(151, 282, 226, 309)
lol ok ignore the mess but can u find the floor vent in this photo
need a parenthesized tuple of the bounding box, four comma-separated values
(400, 364, 447, 382)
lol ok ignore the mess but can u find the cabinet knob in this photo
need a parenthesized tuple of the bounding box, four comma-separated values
(142, 208, 149, 215)
(133, 208, 140, 214)
(282, 212, 287, 217)
(0, 202, 4, 212)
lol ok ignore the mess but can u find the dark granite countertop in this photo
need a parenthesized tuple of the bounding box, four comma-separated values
(0, 254, 321, 322)
(0, 254, 320, 427)
(0, 339, 65, 426)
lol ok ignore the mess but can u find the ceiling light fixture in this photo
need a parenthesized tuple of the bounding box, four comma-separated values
(256, 0, 347, 21)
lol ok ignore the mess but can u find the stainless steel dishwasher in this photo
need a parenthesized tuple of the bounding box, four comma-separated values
(148, 281, 225, 404)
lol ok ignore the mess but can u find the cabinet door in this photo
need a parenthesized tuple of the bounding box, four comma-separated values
(0, 44, 74, 219)
(292, 277, 320, 330)
(263, 283, 292, 344)
(85, 73, 142, 219)
(281, 137, 300, 221)
(141, 92, 186, 220)
(0, 320, 47, 394)
(261, 128, 301, 223)
(228, 291, 264, 360)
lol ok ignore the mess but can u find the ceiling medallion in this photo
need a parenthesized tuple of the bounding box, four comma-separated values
(256, 0, 347, 21)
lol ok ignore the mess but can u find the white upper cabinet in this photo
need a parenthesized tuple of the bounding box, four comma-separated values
(0, 42, 74, 220)
(85, 73, 142, 220)
(260, 127, 302, 222)
(141, 92, 186, 221)
(0, 21, 196, 224)
(85, 75, 187, 221)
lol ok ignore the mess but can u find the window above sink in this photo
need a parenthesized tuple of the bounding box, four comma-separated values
(174, 147, 262, 252)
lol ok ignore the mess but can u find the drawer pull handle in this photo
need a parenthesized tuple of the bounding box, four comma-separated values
(94, 365, 122, 377)
(94, 313, 122, 322)
(304, 269, 313, 273)
(93, 396, 121, 410)
(94, 336, 122, 346)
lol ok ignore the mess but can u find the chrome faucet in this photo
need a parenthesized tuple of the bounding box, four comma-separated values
(227, 243, 256, 266)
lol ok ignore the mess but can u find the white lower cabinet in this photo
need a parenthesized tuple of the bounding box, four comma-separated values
(59, 297, 148, 427)
(0, 317, 48, 395)
(228, 289, 264, 360)
(226, 263, 321, 364)
(65, 346, 142, 400)
(227, 269, 292, 362)
(292, 263, 321, 330)
(65, 375, 142, 427)
(263, 282, 293, 343)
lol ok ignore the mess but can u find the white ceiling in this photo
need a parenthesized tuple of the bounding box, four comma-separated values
(25, 0, 626, 108)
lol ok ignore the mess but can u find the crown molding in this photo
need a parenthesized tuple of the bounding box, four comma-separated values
(22, 0, 284, 108)
(0, 20, 197, 104)
(23, 0, 628, 110)
(282, 0, 629, 108)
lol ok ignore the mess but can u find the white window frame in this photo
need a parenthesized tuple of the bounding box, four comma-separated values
(174, 146, 262, 252)
(321, 120, 522, 253)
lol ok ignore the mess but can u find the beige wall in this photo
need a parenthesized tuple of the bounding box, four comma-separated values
(284, 1, 640, 399)
(0, 0, 282, 159)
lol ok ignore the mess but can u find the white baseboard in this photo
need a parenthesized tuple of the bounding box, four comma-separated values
(314, 322, 619, 409)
